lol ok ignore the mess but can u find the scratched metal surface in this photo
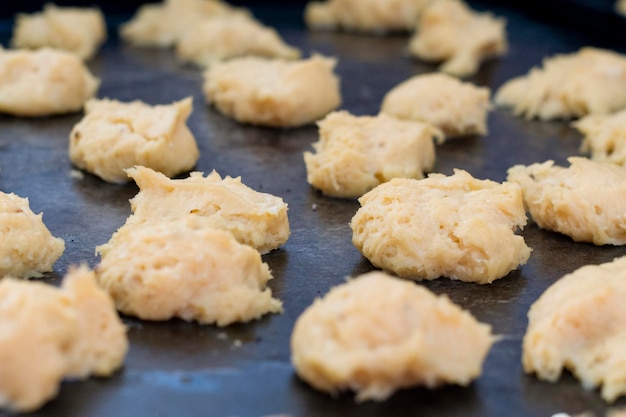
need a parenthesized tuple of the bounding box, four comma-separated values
(1, 2, 626, 416)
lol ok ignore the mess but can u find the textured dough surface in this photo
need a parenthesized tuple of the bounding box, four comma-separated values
(573, 110, 626, 166)
(0, 48, 99, 116)
(408, 0, 507, 77)
(380, 73, 490, 138)
(0, 265, 127, 412)
(291, 271, 494, 401)
(0, 192, 64, 279)
(11, 4, 106, 60)
(69, 97, 199, 183)
(507, 157, 626, 245)
(176, 14, 300, 67)
(523, 256, 626, 402)
(304, 111, 441, 198)
(203, 55, 341, 127)
(97, 166, 290, 255)
(96, 216, 282, 325)
(351, 170, 531, 283)
(495, 47, 626, 120)
(304, 0, 431, 33)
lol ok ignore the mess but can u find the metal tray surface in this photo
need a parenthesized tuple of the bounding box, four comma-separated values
(1, 2, 626, 416)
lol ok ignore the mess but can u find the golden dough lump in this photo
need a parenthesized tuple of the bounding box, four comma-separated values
(69, 97, 199, 183)
(350, 170, 531, 283)
(304, 111, 441, 198)
(203, 55, 341, 128)
(408, 0, 507, 77)
(176, 14, 300, 67)
(97, 166, 290, 255)
(380, 73, 490, 139)
(0, 48, 98, 116)
(495, 47, 626, 120)
(507, 157, 626, 245)
(304, 0, 431, 33)
(96, 216, 282, 325)
(0, 191, 64, 279)
(291, 271, 495, 401)
(11, 4, 106, 60)
(523, 256, 626, 402)
(573, 110, 626, 166)
(0, 266, 127, 412)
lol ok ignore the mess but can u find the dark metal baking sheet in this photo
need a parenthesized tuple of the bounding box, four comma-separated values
(1, 2, 626, 416)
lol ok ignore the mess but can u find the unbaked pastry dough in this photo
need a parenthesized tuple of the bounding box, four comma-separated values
(523, 256, 626, 402)
(304, 111, 441, 198)
(495, 47, 626, 120)
(408, 0, 507, 77)
(291, 271, 495, 401)
(0, 191, 64, 279)
(0, 265, 127, 412)
(97, 166, 290, 256)
(203, 55, 341, 127)
(11, 4, 107, 60)
(507, 157, 626, 245)
(573, 110, 626, 166)
(304, 0, 431, 33)
(350, 170, 531, 283)
(69, 97, 199, 183)
(96, 216, 282, 325)
(176, 14, 300, 67)
(380, 73, 490, 139)
(0, 47, 99, 116)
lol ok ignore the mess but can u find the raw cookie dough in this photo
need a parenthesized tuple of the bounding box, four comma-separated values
(203, 55, 341, 128)
(304, 0, 431, 33)
(69, 97, 199, 183)
(0, 48, 99, 117)
(350, 170, 531, 283)
(303, 111, 441, 198)
(96, 216, 282, 325)
(120, 0, 249, 47)
(291, 271, 495, 401)
(0, 191, 64, 279)
(176, 14, 300, 67)
(573, 110, 626, 166)
(507, 157, 626, 245)
(495, 47, 626, 120)
(380, 73, 491, 139)
(408, 0, 507, 77)
(97, 166, 290, 255)
(11, 4, 107, 60)
(523, 256, 626, 402)
(0, 265, 127, 412)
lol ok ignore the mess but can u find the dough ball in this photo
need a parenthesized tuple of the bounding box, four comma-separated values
(11, 4, 106, 60)
(176, 14, 300, 67)
(304, 0, 431, 33)
(0, 192, 64, 279)
(291, 271, 495, 401)
(408, 0, 507, 77)
(69, 97, 199, 183)
(0, 48, 99, 116)
(523, 256, 626, 402)
(0, 265, 127, 412)
(350, 171, 531, 283)
(96, 216, 282, 325)
(507, 157, 626, 245)
(203, 54, 341, 128)
(120, 0, 249, 47)
(495, 47, 626, 120)
(97, 165, 290, 255)
(573, 110, 626, 166)
(304, 111, 441, 198)
(380, 73, 490, 139)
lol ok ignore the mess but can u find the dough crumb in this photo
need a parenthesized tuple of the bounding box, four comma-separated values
(573, 110, 626, 166)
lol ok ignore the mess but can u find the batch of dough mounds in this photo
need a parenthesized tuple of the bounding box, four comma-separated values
(2, 0, 626, 413)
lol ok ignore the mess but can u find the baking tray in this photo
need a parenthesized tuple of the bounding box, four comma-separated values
(1, 2, 626, 416)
